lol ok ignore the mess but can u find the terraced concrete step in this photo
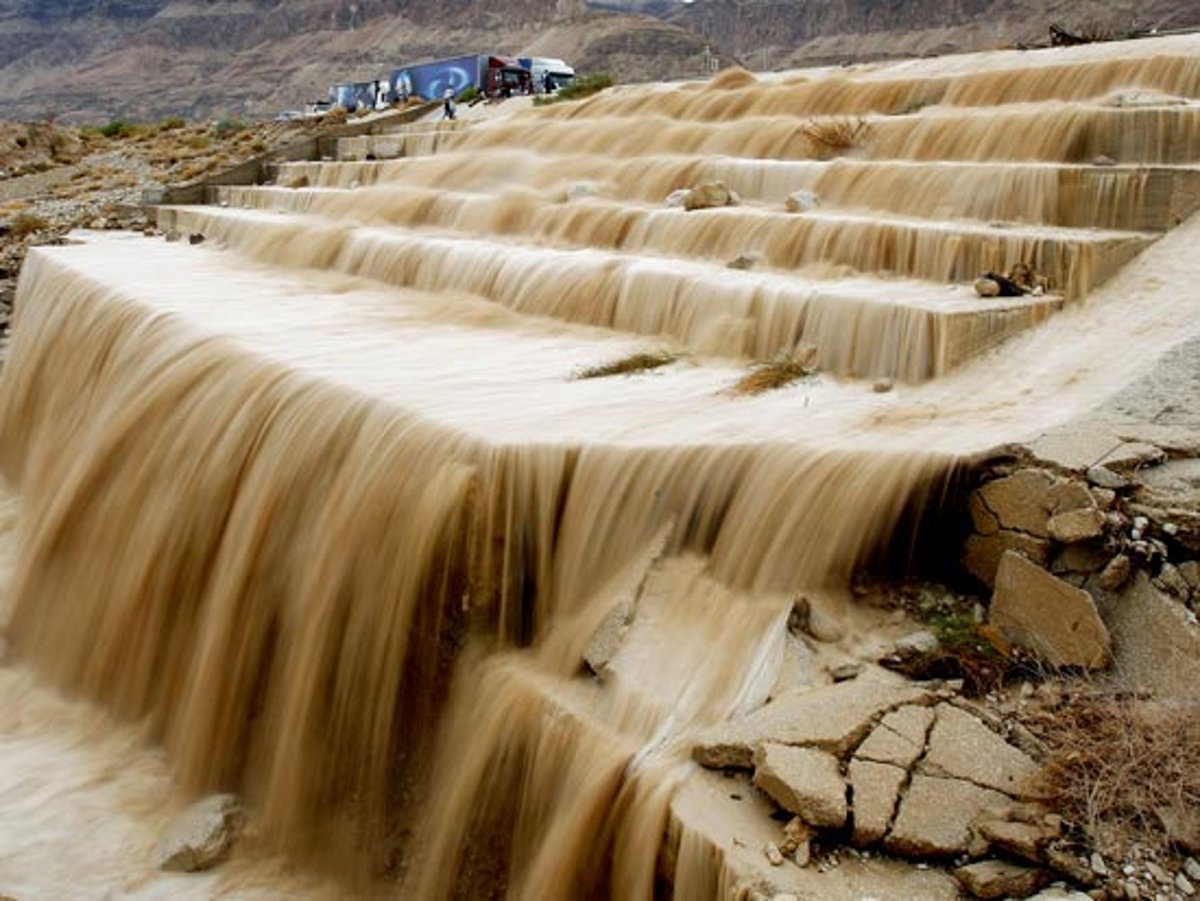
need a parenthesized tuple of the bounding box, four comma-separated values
(205, 185, 1151, 300)
(394, 104, 1200, 167)
(570, 37, 1200, 121)
(156, 204, 1061, 381)
(274, 154, 1200, 232)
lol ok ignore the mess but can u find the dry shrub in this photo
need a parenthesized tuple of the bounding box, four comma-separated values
(9, 212, 51, 238)
(284, 174, 310, 189)
(730, 349, 817, 396)
(1030, 691, 1200, 857)
(802, 116, 869, 158)
(575, 350, 678, 380)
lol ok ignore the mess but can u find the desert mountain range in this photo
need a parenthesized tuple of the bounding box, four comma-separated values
(1, 0, 1198, 122)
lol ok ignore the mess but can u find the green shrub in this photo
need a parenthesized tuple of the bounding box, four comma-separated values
(534, 73, 615, 106)
(458, 85, 480, 104)
(99, 119, 138, 139)
(212, 116, 247, 139)
(159, 115, 186, 131)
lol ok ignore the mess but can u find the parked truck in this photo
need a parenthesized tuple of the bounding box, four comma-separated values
(387, 54, 533, 102)
(518, 57, 576, 93)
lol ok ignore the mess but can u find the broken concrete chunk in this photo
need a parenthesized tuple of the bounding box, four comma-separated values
(157, 794, 244, 873)
(1086, 465, 1128, 490)
(1098, 441, 1166, 473)
(976, 817, 1059, 863)
(954, 860, 1049, 899)
(693, 680, 932, 768)
(848, 759, 906, 847)
(752, 743, 846, 828)
(989, 551, 1112, 670)
(977, 469, 1057, 537)
(963, 530, 1051, 588)
(1096, 553, 1132, 591)
(854, 704, 934, 769)
(1047, 507, 1106, 544)
(682, 180, 739, 211)
(583, 597, 635, 676)
(887, 775, 1012, 857)
(1046, 480, 1095, 515)
(920, 703, 1041, 797)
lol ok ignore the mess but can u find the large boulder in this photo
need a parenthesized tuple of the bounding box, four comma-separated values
(157, 794, 245, 873)
(989, 551, 1112, 669)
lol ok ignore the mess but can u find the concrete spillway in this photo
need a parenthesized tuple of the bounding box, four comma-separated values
(4, 33, 1200, 900)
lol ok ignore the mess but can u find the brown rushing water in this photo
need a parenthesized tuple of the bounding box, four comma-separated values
(3, 35, 1200, 899)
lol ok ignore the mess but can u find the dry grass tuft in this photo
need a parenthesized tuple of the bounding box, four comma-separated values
(575, 350, 678, 380)
(802, 116, 869, 158)
(8, 212, 51, 238)
(1030, 691, 1200, 857)
(730, 350, 817, 396)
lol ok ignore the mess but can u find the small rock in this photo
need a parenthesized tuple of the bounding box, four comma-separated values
(683, 180, 738, 211)
(565, 181, 599, 201)
(1124, 879, 1141, 899)
(954, 860, 1049, 899)
(784, 190, 820, 213)
(1096, 554, 1133, 591)
(828, 662, 862, 682)
(1152, 563, 1190, 599)
(1048, 507, 1106, 544)
(975, 277, 1002, 298)
(1093, 154, 1117, 166)
(764, 842, 784, 866)
(188, 233, 205, 245)
(872, 378, 894, 393)
(726, 253, 760, 270)
(1090, 487, 1117, 510)
(1145, 862, 1169, 883)
(892, 629, 940, 659)
(1179, 562, 1200, 591)
(165, 230, 182, 242)
(977, 819, 1058, 863)
(664, 188, 691, 208)
(1091, 853, 1109, 877)
(1176, 873, 1195, 897)
(157, 794, 244, 873)
(1087, 466, 1129, 490)
(1185, 859, 1200, 882)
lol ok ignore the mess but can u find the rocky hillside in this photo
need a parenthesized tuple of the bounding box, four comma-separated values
(662, 0, 1200, 69)
(1, 0, 1198, 123)
(0, 0, 720, 123)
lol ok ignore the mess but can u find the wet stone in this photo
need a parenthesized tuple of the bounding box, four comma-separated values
(157, 794, 244, 873)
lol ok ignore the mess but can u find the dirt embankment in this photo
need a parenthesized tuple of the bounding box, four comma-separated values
(0, 113, 326, 344)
